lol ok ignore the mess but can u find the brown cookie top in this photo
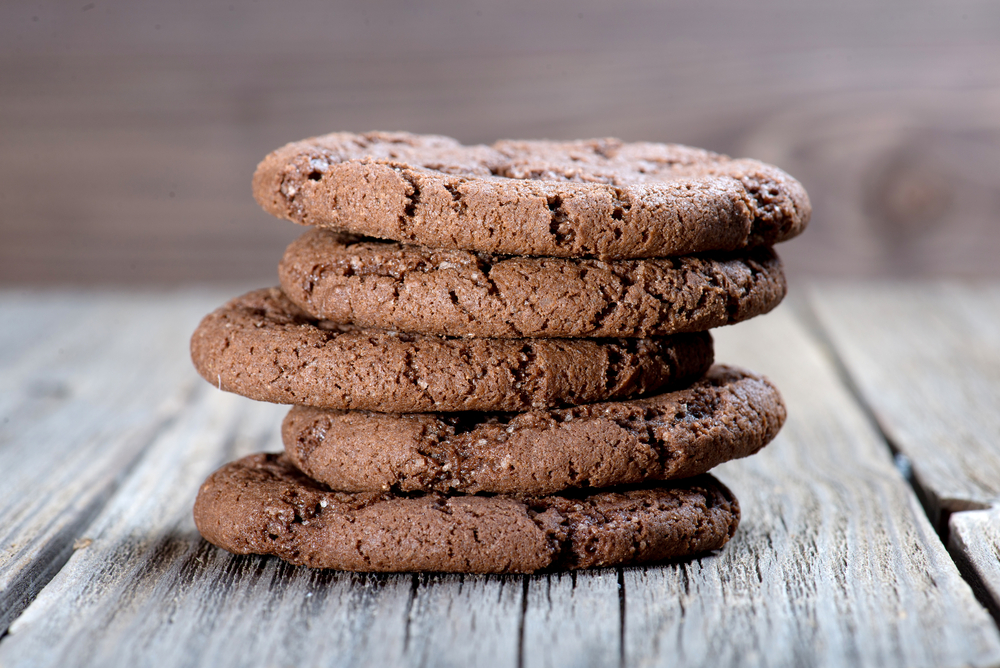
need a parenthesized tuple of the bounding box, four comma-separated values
(283, 365, 785, 495)
(193, 452, 740, 573)
(279, 229, 787, 338)
(190, 288, 713, 413)
(253, 132, 810, 259)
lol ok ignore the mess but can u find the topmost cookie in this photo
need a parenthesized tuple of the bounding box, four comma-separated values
(253, 132, 810, 259)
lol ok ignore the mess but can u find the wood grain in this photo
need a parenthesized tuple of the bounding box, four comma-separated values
(949, 508, 1000, 624)
(620, 306, 1000, 668)
(810, 284, 1000, 524)
(3, 1, 1000, 284)
(0, 290, 228, 633)
(740, 88, 1000, 279)
(523, 571, 622, 668)
(0, 383, 417, 668)
(2, 294, 999, 667)
(404, 573, 523, 668)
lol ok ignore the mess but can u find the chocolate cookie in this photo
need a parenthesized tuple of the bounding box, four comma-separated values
(190, 288, 713, 413)
(194, 453, 740, 573)
(283, 365, 784, 495)
(253, 132, 809, 259)
(279, 229, 787, 338)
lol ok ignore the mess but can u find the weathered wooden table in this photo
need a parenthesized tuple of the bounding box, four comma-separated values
(2, 284, 1000, 667)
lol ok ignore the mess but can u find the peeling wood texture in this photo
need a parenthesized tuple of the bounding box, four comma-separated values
(2, 291, 1000, 667)
(810, 284, 1000, 522)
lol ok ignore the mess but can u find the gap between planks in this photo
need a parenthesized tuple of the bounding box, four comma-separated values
(809, 284, 1000, 522)
(804, 284, 1000, 629)
(2, 295, 1000, 667)
(794, 293, 961, 538)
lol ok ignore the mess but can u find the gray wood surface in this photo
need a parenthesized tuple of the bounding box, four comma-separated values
(810, 284, 1000, 523)
(950, 508, 1000, 624)
(2, 294, 999, 667)
(622, 308, 1000, 668)
(0, 290, 226, 632)
(523, 571, 622, 668)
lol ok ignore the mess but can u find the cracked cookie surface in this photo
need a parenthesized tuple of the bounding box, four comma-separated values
(279, 229, 786, 338)
(189, 288, 713, 413)
(283, 365, 785, 495)
(253, 131, 810, 259)
(193, 452, 740, 573)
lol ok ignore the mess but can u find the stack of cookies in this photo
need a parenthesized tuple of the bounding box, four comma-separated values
(191, 132, 809, 574)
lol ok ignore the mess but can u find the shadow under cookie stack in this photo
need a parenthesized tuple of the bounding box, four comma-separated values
(191, 132, 809, 574)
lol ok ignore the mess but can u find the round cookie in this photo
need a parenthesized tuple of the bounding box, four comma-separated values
(193, 453, 741, 573)
(279, 229, 787, 338)
(283, 365, 785, 495)
(190, 288, 714, 413)
(253, 131, 810, 259)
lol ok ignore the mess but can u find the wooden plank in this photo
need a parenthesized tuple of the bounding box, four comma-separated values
(810, 283, 1000, 522)
(3, 293, 1000, 667)
(949, 508, 1000, 624)
(404, 573, 523, 668)
(1, 387, 397, 667)
(522, 571, 622, 668)
(623, 305, 1000, 668)
(0, 290, 227, 633)
(0, 375, 521, 667)
(0, 291, 522, 668)
(0, 292, 93, 365)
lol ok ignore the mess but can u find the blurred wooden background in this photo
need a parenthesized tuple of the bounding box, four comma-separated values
(2, 0, 1000, 285)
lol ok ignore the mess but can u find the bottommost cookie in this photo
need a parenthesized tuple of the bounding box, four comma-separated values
(194, 453, 740, 573)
